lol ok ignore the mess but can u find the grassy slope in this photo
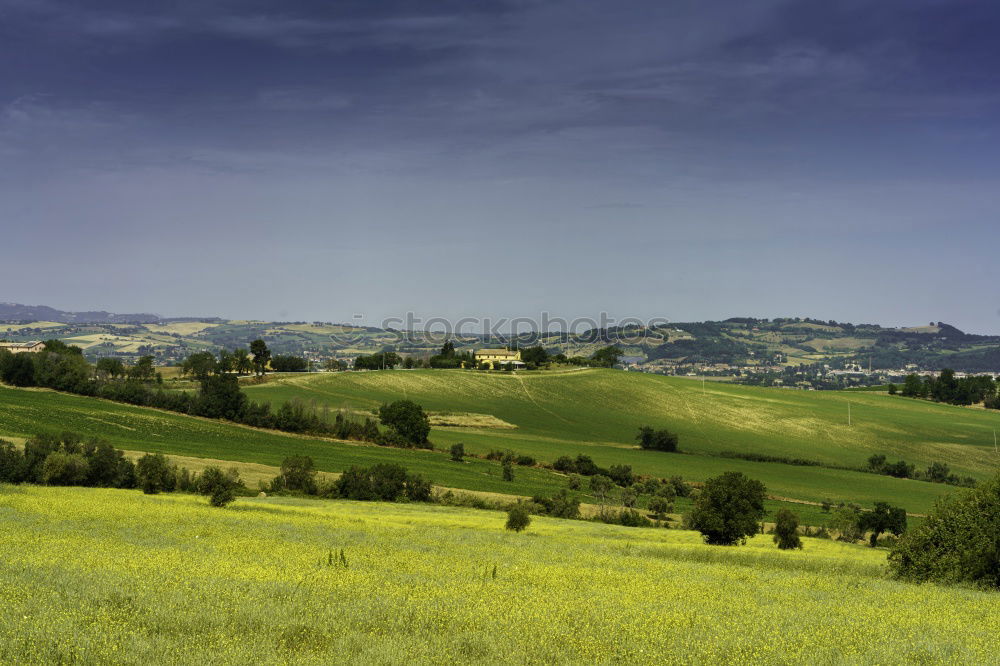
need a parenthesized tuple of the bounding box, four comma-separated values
(0, 386, 564, 498)
(242, 368, 1000, 511)
(0, 385, 839, 525)
(1, 486, 997, 664)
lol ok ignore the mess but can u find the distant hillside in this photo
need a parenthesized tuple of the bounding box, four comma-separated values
(0, 302, 161, 324)
(2, 302, 999, 372)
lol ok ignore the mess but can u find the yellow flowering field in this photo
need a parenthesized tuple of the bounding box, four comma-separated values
(1, 486, 997, 664)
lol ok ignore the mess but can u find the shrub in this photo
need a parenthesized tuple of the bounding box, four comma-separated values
(636, 426, 679, 452)
(505, 504, 531, 532)
(669, 476, 690, 497)
(192, 374, 247, 421)
(648, 497, 673, 520)
(334, 464, 432, 502)
(21, 433, 61, 483)
(0, 440, 25, 483)
(688, 471, 767, 546)
(270, 355, 309, 372)
(889, 474, 1000, 588)
(405, 474, 433, 502)
(831, 504, 864, 542)
(608, 464, 634, 487)
(614, 509, 652, 528)
(198, 466, 241, 507)
(136, 453, 174, 494)
(1, 352, 36, 387)
(274, 455, 317, 494)
(502, 460, 515, 482)
(449, 443, 465, 462)
(532, 489, 581, 519)
(41, 452, 90, 486)
(84, 442, 136, 488)
(773, 509, 802, 550)
(570, 455, 599, 476)
(553, 456, 576, 473)
(589, 474, 613, 504)
(567, 474, 583, 490)
(176, 467, 199, 493)
(515, 455, 536, 466)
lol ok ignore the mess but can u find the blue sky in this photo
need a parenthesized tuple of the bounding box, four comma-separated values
(1, 0, 998, 332)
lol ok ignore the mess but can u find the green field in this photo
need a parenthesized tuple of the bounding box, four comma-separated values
(0, 385, 851, 525)
(1, 485, 997, 664)
(0, 386, 566, 499)
(241, 368, 1000, 512)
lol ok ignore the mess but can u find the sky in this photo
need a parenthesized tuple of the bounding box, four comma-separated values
(1, 0, 999, 333)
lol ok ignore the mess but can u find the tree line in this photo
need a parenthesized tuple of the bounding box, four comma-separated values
(0, 341, 433, 450)
(0, 432, 243, 507)
(895, 368, 998, 408)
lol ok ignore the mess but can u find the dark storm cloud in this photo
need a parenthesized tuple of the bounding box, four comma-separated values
(1, 1, 998, 331)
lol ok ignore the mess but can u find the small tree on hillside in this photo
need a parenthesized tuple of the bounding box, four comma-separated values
(1, 352, 36, 386)
(636, 426, 679, 452)
(181, 351, 218, 380)
(233, 348, 252, 376)
(249, 339, 271, 377)
(520, 346, 549, 368)
(590, 346, 623, 368)
(95, 357, 125, 379)
(127, 355, 156, 382)
(198, 466, 241, 507)
(831, 504, 864, 542)
(378, 400, 431, 446)
(859, 502, 907, 547)
(136, 453, 174, 494)
(450, 443, 465, 462)
(275, 455, 317, 494)
(649, 496, 673, 520)
(688, 471, 767, 546)
(589, 474, 613, 509)
(502, 459, 515, 482)
(506, 504, 531, 532)
(773, 509, 803, 550)
(41, 452, 90, 486)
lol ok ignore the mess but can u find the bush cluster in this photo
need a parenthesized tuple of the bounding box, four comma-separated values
(866, 455, 976, 487)
(485, 450, 536, 466)
(266, 457, 433, 504)
(332, 464, 432, 502)
(636, 426, 679, 452)
(889, 474, 1000, 588)
(0, 431, 244, 507)
(0, 432, 136, 488)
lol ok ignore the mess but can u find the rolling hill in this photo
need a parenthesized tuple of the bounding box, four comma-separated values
(4, 302, 1000, 373)
(240, 368, 1000, 512)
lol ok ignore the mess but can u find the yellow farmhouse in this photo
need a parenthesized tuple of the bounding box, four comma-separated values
(474, 348, 525, 369)
(0, 341, 45, 354)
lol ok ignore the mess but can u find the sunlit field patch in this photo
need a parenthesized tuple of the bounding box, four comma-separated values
(1, 486, 997, 664)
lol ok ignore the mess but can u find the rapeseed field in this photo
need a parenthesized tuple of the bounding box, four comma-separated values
(2, 486, 997, 664)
